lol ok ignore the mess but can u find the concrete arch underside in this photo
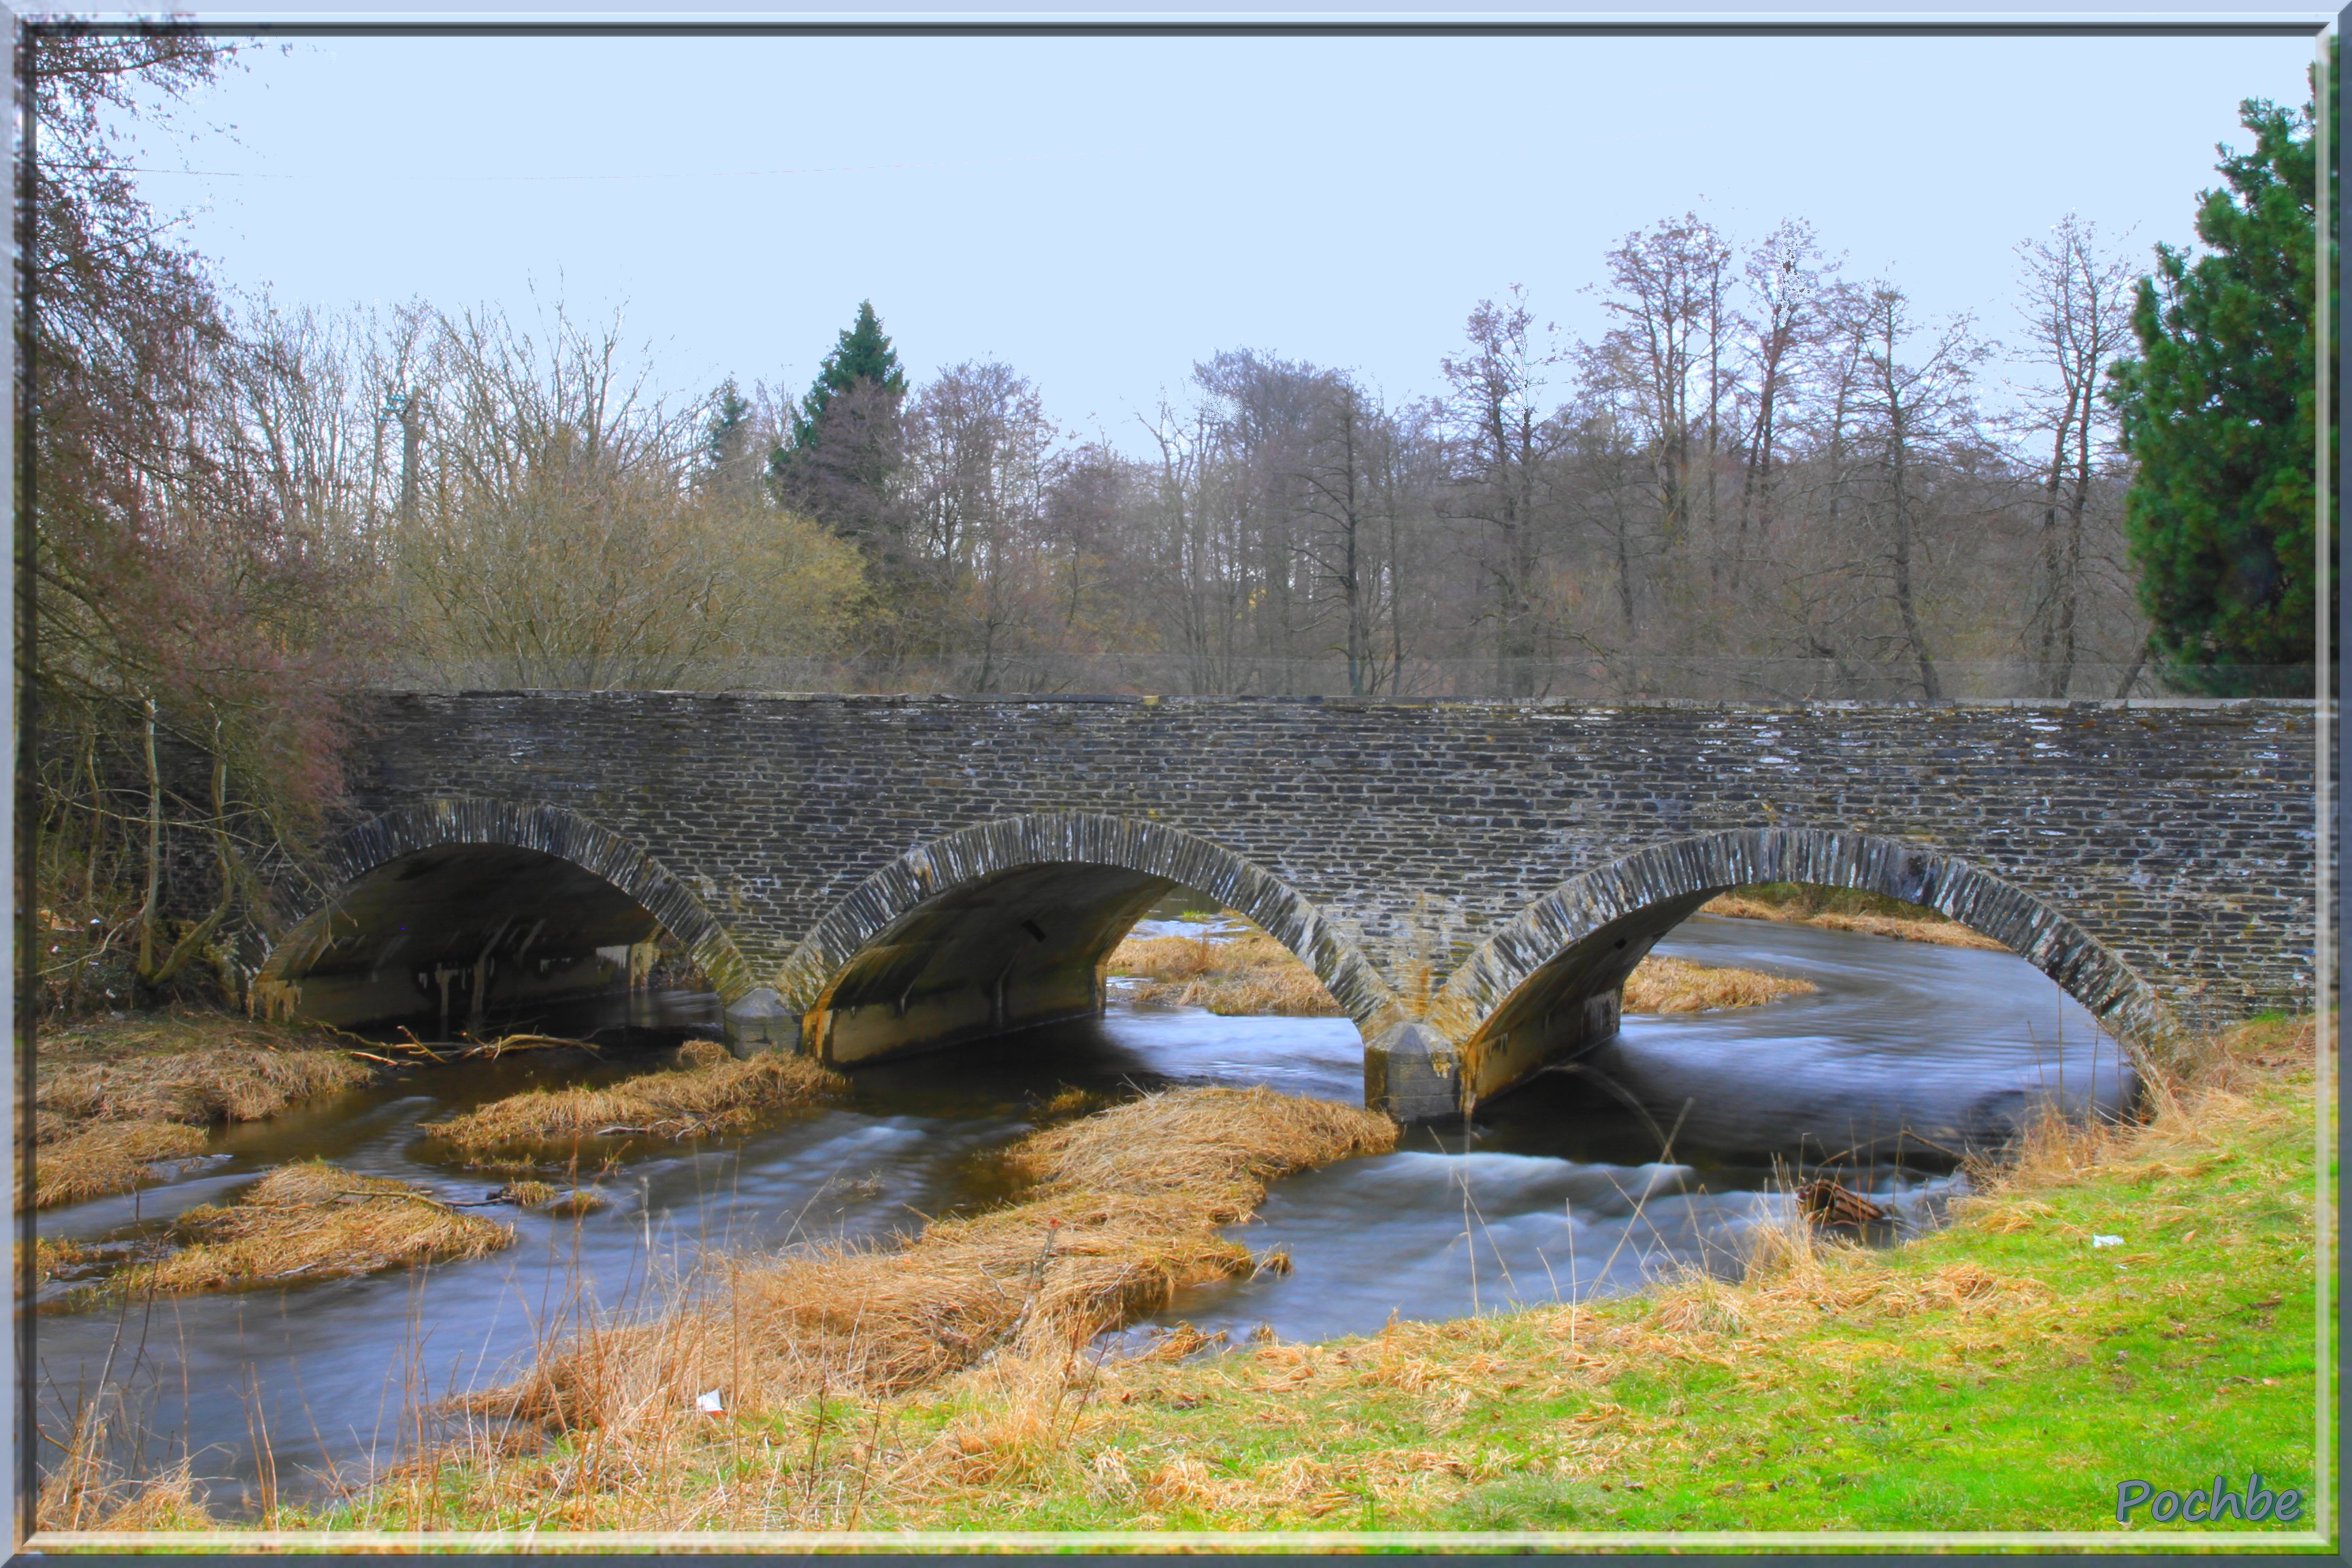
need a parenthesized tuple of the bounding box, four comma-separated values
(1367, 827, 2173, 1120)
(259, 799, 753, 1030)
(770, 813, 1401, 1066)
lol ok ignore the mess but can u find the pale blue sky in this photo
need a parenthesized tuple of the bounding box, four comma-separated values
(121, 29, 2321, 444)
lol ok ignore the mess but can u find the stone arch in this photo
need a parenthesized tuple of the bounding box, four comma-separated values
(1419, 826, 2171, 1113)
(258, 798, 754, 1027)
(774, 812, 1401, 1064)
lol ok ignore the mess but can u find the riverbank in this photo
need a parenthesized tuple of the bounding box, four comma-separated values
(1703, 883, 2010, 951)
(1109, 923, 1815, 1017)
(29, 1012, 377, 1209)
(246, 1015, 2320, 1539)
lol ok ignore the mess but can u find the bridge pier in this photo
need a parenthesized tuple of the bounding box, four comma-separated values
(1365, 987, 1632, 1124)
(1362, 1021, 1463, 1122)
(722, 987, 800, 1055)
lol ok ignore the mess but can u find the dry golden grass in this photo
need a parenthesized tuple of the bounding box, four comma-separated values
(39, 1453, 216, 1534)
(1962, 1014, 2317, 1208)
(29, 1011, 378, 1211)
(35, 1235, 97, 1282)
(493, 1178, 607, 1217)
(1007, 1085, 1397, 1209)
(108, 1160, 513, 1295)
(39, 1046, 372, 1131)
(1107, 928, 1343, 1017)
(30, 1120, 209, 1210)
(1111, 921, 1808, 1020)
(1622, 954, 1816, 1013)
(675, 1038, 734, 1068)
(421, 1049, 846, 1160)
(37, 1009, 361, 1066)
(480, 1086, 1396, 1433)
(1703, 892, 2009, 951)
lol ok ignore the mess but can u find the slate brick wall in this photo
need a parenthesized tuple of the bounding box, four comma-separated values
(339, 692, 2321, 1024)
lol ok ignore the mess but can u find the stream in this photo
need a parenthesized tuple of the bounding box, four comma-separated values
(31, 911, 2133, 1514)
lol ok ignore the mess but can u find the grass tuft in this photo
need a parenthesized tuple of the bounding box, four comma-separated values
(1108, 929, 1344, 1017)
(420, 1049, 846, 1160)
(40, 1454, 216, 1535)
(30, 1121, 210, 1210)
(1703, 885, 2010, 950)
(1622, 955, 1815, 1013)
(105, 1160, 513, 1295)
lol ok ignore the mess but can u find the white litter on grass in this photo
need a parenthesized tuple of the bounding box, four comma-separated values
(696, 1390, 725, 1414)
(2091, 1235, 2124, 1248)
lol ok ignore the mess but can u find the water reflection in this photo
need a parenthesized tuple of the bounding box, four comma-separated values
(33, 911, 2132, 1511)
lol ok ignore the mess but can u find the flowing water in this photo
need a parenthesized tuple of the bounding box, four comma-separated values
(31, 912, 2132, 1514)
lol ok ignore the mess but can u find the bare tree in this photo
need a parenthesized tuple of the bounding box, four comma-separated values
(1443, 289, 1565, 695)
(1584, 215, 1736, 558)
(902, 361, 1060, 689)
(397, 305, 862, 689)
(1729, 220, 1838, 588)
(1847, 285, 1988, 699)
(1297, 374, 1402, 696)
(2012, 214, 2138, 695)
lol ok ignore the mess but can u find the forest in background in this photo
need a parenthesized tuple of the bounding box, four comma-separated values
(191, 217, 2167, 705)
(23, 31, 2332, 1014)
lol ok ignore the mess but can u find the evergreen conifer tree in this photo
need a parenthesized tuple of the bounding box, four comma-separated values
(768, 301, 911, 552)
(787, 299, 907, 453)
(2107, 45, 2336, 693)
(702, 376, 755, 494)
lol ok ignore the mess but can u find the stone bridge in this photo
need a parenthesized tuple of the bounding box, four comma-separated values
(257, 692, 2319, 1120)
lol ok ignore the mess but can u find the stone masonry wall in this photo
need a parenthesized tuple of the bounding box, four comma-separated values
(336, 692, 2321, 1026)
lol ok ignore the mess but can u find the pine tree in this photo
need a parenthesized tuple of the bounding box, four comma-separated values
(2107, 45, 2336, 694)
(702, 377, 755, 495)
(769, 301, 910, 551)
(787, 299, 907, 453)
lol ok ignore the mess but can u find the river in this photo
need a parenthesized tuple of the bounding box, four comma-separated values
(31, 911, 2133, 1516)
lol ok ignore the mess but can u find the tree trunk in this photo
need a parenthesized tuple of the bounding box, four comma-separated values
(136, 698, 162, 979)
